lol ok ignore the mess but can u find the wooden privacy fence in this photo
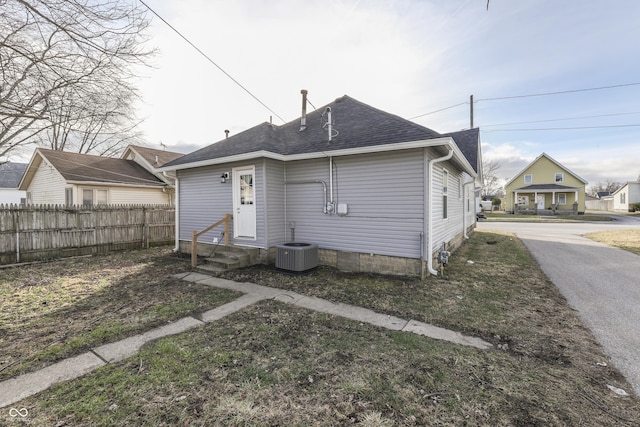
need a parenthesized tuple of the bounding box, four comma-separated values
(0, 204, 175, 265)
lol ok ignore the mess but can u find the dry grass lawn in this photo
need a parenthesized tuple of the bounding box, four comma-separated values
(1, 233, 639, 426)
(583, 229, 640, 255)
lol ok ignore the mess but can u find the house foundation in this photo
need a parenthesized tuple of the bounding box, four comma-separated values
(180, 227, 473, 278)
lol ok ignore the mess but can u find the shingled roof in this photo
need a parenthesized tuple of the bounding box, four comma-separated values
(20, 149, 166, 189)
(124, 145, 183, 168)
(442, 128, 480, 173)
(163, 95, 476, 170)
(0, 162, 27, 188)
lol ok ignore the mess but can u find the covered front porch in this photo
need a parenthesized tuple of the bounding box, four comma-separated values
(510, 184, 581, 215)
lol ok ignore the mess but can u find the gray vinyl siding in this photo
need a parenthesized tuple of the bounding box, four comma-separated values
(177, 148, 473, 259)
(178, 161, 267, 248)
(263, 158, 285, 247)
(284, 149, 426, 258)
(430, 161, 470, 253)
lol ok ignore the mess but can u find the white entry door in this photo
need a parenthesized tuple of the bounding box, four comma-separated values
(233, 166, 256, 239)
(537, 195, 545, 210)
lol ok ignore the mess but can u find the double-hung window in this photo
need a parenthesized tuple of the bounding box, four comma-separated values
(82, 188, 108, 206)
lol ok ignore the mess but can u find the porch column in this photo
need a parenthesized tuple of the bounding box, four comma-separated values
(552, 192, 556, 204)
(514, 191, 518, 212)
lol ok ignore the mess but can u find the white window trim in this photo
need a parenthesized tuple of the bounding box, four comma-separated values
(65, 187, 73, 206)
(81, 188, 109, 206)
(524, 174, 533, 184)
(555, 172, 565, 183)
(558, 193, 567, 205)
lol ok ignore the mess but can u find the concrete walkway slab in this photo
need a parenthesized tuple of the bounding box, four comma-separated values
(0, 352, 105, 408)
(94, 316, 203, 363)
(201, 294, 266, 322)
(403, 320, 493, 350)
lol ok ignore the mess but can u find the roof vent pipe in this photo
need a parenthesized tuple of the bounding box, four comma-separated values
(224, 130, 229, 139)
(300, 89, 308, 131)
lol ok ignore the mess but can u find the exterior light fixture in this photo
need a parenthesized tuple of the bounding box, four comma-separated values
(220, 172, 229, 183)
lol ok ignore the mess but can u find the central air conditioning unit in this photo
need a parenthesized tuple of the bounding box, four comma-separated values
(275, 243, 318, 272)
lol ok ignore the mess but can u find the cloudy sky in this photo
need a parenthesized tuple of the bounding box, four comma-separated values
(135, 0, 640, 187)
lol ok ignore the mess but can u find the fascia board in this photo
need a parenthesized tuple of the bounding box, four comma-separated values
(18, 150, 45, 190)
(66, 180, 166, 188)
(158, 137, 477, 177)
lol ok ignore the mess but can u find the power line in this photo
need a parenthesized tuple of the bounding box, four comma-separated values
(408, 102, 468, 120)
(482, 124, 640, 132)
(409, 83, 640, 120)
(476, 82, 640, 102)
(480, 111, 640, 128)
(138, 0, 285, 123)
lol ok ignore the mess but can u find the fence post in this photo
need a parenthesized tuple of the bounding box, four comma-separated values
(14, 207, 20, 263)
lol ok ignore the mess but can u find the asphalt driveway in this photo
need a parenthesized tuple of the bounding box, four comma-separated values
(478, 215, 640, 396)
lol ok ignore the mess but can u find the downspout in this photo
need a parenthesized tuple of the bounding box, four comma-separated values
(463, 180, 476, 239)
(427, 146, 454, 276)
(172, 175, 180, 252)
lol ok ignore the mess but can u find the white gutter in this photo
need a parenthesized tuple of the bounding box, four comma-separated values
(427, 146, 454, 276)
(462, 180, 477, 239)
(172, 175, 180, 252)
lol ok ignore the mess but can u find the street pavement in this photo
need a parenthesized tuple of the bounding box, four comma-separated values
(478, 214, 640, 396)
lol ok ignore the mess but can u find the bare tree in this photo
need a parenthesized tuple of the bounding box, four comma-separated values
(588, 179, 622, 197)
(481, 159, 503, 199)
(0, 0, 153, 158)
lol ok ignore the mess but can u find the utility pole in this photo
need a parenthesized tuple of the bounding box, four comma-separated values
(470, 94, 474, 128)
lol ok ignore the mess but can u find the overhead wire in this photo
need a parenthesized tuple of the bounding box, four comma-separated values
(408, 102, 468, 120)
(409, 82, 640, 120)
(475, 82, 640, 102)
(480, 111, 640, 128)
(138, 0, 285, 124)
(483, 124, 640, 132)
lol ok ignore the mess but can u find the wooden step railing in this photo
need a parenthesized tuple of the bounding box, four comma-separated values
(191, 213, 231, 267)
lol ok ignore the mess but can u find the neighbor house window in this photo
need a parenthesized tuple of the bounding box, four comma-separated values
(65, 188, 73, 206)
(621, 193, 626, 204)
(82, 188, 108, 206)
(524, 174, 532, 184)
(443, 169, 449, 219)
(558, 193, 567, 205)
(555, 173, 564, 183)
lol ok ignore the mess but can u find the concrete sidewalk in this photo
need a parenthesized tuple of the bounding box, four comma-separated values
(0, 272, 492, 408)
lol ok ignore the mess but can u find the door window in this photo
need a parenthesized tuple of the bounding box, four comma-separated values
(240, 174, 253, 205)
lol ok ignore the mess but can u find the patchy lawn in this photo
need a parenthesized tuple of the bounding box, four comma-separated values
(2, 234, 639, 426)
(583, 229, 640, 255)
(0, 247, 241, 382)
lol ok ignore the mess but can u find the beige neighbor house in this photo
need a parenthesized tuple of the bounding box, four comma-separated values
(19, 146, 182, 206)
(504, 153, 587, 214)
